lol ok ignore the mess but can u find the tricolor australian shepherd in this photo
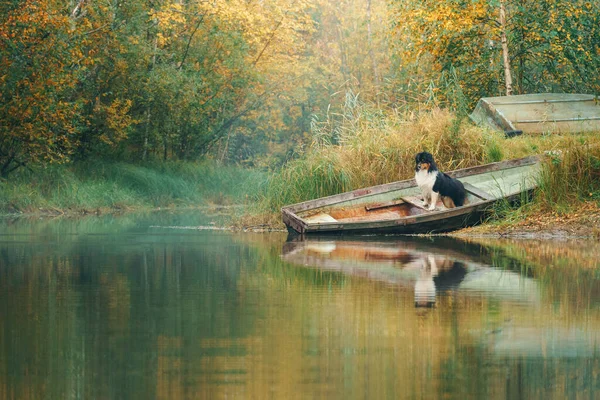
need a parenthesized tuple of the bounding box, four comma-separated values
(414, 152, 468, 211)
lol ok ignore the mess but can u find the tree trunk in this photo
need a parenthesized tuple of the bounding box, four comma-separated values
(220, 127, 232, 163)
(366, 0, 380, 101)
(143, 109, 151, 161)
(500, 0, 513, 96)
(336, 23, 349, 87)
(163, 133, 168, 161)
(143, 34, 158, 161)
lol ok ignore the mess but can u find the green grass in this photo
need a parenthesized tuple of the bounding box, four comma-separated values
(0, 160, 265, 215)
(487, 143, 600, 223)
(259, 152, 353, 211)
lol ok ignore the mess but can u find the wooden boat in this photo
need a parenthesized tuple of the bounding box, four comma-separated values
(282, 156, 541, 235)
(470, 93, 600, 136)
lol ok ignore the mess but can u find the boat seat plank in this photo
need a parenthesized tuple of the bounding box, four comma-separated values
(462, 183, 495, 200)
(304, 213, 338, 223)
(365, 199, 405, 211)
(339, 210, 402, 223)
(400, 195, 428, 210)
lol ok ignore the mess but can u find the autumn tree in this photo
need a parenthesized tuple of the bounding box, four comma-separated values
(510, 0, 600, 95)
(389, 0, 600, 107)
(0, 0, 80, 177)
(67, 0, 141, 159)
(0, 0, 410, 173)
(105, 0, 319, 163)
(205, 0, 320, 165)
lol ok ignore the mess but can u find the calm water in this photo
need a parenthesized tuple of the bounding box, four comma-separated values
(1, 211, 600, 399)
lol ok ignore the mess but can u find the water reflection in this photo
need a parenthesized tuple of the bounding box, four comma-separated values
(2, 214, 600, 399)
(413, 256, 467, 307)
(282, 236, 540, 306)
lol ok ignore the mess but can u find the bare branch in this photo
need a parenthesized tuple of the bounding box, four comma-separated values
(71, 0, 87, 19)
(178, 15, 205, 70)
(253, 17, 284, 66)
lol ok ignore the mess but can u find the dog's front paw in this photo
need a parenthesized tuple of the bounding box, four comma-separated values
(428, 205, 436, 211)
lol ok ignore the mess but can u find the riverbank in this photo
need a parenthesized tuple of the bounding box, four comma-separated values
(453, 202, 600, 239)
(2, 109, 599, 239)
(237, 202, 600, 238)
(5, 200, 599, 240)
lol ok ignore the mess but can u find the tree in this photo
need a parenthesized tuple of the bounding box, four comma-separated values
(389, 0, 600, 107)
(0, 0, 80, 176)
(499, 0, 513, 96)
(0, 0, 397, 171)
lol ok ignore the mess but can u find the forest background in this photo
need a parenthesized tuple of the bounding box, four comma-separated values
(1, 0, 599, 218)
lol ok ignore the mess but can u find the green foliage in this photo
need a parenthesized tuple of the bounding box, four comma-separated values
(260, 151, 353, 211)
(486, 142, 504, 163)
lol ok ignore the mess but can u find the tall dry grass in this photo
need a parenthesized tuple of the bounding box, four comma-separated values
(535, 143, 600, 211)
(258, 98, 600, 217)
(260, 106, 503, 212)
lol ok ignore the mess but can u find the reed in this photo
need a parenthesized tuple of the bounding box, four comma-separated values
(470, 141, 600, 228)
(535, 143, 600, 211)
(259, 107, 508, 212)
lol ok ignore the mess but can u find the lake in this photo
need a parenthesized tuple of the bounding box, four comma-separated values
(1, 211, 600, 399)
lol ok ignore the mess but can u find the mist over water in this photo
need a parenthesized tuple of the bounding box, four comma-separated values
(1, 211, 600, 399)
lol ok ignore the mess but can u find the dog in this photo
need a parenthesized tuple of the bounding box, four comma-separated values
(414, 152, 468, 211)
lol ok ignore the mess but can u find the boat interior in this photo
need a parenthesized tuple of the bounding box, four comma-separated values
(301, 184, 491, 224)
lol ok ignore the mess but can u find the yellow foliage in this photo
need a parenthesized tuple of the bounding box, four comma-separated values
(151, 2, 187, 47)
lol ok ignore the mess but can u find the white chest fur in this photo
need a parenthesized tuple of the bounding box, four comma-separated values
(415, 169, 438, 191)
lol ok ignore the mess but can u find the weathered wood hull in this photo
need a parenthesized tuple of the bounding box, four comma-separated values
(282, 156, 540, 235)
(470, 93, 600, 135)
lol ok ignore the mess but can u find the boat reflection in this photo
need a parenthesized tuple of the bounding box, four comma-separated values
(282, 236, 540, 306)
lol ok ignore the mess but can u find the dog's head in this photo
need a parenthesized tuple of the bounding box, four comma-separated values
(415, 152, 437, 172)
